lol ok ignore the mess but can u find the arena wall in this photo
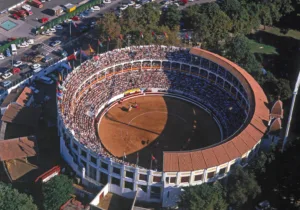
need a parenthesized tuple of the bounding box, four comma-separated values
(58, 46, 269, 207)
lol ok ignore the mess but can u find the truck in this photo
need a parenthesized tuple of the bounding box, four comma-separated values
(30, 0, 43, 8)
(64, 3, 76, 13)
(51, 6, 63, 16)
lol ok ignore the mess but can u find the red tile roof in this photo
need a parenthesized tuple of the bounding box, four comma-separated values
(0, 136, 37, 161)
(16, 87, 33, 107)
(163, 48, 269, 172)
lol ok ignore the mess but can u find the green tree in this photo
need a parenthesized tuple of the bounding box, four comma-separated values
(162, 5, 181, 29)
(42, 175, 74, 210)
(178, 182, 228, 210)
(227, 166, 261, 207)
(98, 13, 121, 40)
(139, 2, 161, 28)
(0, 182, 37, 210)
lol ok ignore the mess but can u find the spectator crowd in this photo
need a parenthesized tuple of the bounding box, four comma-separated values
(59, 45, 248, 169)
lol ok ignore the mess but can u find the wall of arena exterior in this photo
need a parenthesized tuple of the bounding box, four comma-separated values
(58, 46, 269, 207)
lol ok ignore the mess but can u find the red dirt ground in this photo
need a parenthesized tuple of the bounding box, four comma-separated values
(98, 95, 221, 169)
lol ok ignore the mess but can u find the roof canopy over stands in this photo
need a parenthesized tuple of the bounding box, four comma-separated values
(0, 136, 37, 161)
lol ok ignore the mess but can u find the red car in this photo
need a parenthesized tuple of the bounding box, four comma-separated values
(12, 13, 20, 20)
(40, 17, 49, 23)
(24, 10, 33, 16)
(72, 16, 80, 21)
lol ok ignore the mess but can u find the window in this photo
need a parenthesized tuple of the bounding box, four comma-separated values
(194, 174, 203, 181)
(181, 176, 189, 183)
(139, 174, 147, 181)
(153, 176, 161, 183)
(219, 168, 226, 175)
(111, 177, 120, 186)
(170, 177, 176, 184)
(207, 172, 215, 179)
(90, 156, 97, 165)
(101, 162, 108, 170)
(138, 185, 147, 193)
(89, 166, 97, 180)
(99, 173, 107, 185)
(124, 181, 133, 190)
(150, 186, 161, 199)
(113, 167, 121, 175)
(81, 150, 87, 158)
(126, 171, 134, 179)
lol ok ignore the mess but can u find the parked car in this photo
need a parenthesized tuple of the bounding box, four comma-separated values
(42, 56, 53, 63)
(120, 5, 128, 10)
(27, 39, 34, 45)
(22, 4, 32, 11)
(2, 72, 13, 80)
(5, 48, 11, 57)
(18, 64, 29, 70)
(31, 63, 41, 69)
(72, 16, 80, 21)
(40, 17, 49, 23)
(12, 67, 21, 75)
(1, 80, 12, 88)
(17, 42, 29, 48)
(135, 4, 142, 8)
(13, 60, 23, 67)
(24, 10, 33, 15)
(54, 25, 63, 30)
(0, 53, 4, 60)
(50, 40, 61, 47)
(32, 55, 44, 63)
(49, 28, 56, 32)
(92, 6, 101, 10)
(12, 13, 20, 20)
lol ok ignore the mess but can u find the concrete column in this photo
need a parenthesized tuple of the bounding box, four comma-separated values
(176, 172, 180, 186)
(189, 171, 193, 185)
(82, 167, 86, 178)
(203, 169, 207, 182)
(120, 165, 125, 190)
(226, 162, 231, 173)
(133, 167, 139, 191)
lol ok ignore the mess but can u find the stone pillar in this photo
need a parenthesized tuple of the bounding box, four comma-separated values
(82, 167, 86, 178)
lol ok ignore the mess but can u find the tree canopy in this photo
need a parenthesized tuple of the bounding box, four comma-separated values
(0, 182, 37, 210)
(178, 182, 228, 210)
(161, 5, 182, 30)
(42, 175, 74, 210)
(227, 166, 261, 207)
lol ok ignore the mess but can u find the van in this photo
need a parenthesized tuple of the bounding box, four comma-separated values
(11, 44, 17, 55)
(39, 76, 53, 84)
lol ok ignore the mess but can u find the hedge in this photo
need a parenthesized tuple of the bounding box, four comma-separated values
(0, 38, 25, 53)
(37, 0, 102, 34)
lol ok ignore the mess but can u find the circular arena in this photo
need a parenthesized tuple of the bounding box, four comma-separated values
(58, 46, 269, 205)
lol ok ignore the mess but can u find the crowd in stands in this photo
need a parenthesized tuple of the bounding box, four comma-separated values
(59, 45, 248, 169)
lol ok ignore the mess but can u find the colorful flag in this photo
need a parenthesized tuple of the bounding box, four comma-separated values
(151, 154, 156, 161)
(163, 32, 168, 39)
(58, 73, 62, 82)
(185, 32, 189, 39)
(73, 50, 77, 60)
(119, 34, 123, 40)
(72, 21, 77, 28)
(151, 31, 156, 37)
(140, 31, 144, 38)
(89, 44, 95, 53)
(98, 39, 103, 47)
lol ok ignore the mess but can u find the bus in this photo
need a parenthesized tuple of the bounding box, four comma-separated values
(30, 0, 43, 8)
(11, 44, 17, 55)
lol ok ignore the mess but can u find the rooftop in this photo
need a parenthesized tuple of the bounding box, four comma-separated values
(97, 193, 133, 210)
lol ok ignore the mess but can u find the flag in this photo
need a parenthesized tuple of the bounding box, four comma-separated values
(140, 31, 144, 38)
(73, 50, 77, 60)
(151, 31, 156, 37)
(119, 34, 123, 40)
(58, 73, 62, 82)
(163, 32, 168, 39)
(185, 32, 189, 39)
(89, 44, 95, 53)
(151, 154, 156, 161)
(72, 21, 77, 28)
(98, 39, 103, 47)
(107, 36, 111, 42)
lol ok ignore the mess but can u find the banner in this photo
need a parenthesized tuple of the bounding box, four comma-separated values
(123, 88, 141, 95)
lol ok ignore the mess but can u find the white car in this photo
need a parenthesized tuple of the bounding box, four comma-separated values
(92, 6, 101, 11)
(0, 54, 5, 60)
(31, 64, 41, 70)
(49, 28, 56, 32)
(128, 1, 135, 6)
(174, 2, 180, 6)
(135, 4, 141, 8)
(103, 0, 111, 3)
(120, 5, 128, 10)
(27, 39, 34, 45)
(13, 61, 23, 67)
(22, 4, 31, 11)
(2, 72, 13, 80)
(17, 42, 29, 48)
(54, 25, 63, 30)
(33, 68, 42, 73)
(64, 19, 72, 23)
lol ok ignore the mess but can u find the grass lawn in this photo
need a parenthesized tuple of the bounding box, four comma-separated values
(248, 39, 278, 55)
(264, 26, 300, 40)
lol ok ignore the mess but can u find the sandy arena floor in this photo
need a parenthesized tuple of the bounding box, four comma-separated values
(98, 95, 221, 169)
